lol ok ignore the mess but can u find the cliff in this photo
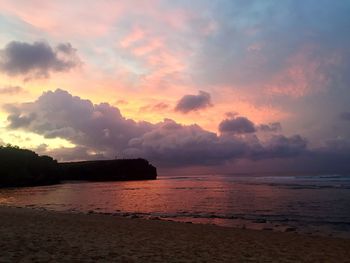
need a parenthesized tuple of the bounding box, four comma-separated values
(59, 159, 157, 181)
(0, 145, 60, 187)
(0, 145, 157, 188)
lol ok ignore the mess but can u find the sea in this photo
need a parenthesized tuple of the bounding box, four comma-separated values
(0, 174, 350, 238)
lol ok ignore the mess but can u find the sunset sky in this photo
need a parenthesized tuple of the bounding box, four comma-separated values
(1, 0, 350, 173)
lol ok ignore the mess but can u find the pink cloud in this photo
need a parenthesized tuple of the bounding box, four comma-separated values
(161, 9, 192, 31)
(131, 38, 164, 56)
(0, 1, 125, 37)
(265, 45, 340, 98)
(120, 27, 146, 48)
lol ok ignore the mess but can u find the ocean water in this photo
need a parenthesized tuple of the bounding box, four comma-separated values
(0, 174, 350, 238)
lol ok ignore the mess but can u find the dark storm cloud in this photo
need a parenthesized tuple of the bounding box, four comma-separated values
(0, 41, 80, 78)
(175, 91, 212, 113)
(289, 137, 350, 173)
(340, 112, 350, 121)
(257, 135, 307, 159)
(320, 137, 350, 154)
(123, 119, 308, 166)
(0, 85, 23, 95)
(219, 117, 256, 134)
(124, 119, 248, 166)
(4, 89, 310, 166)
(257, 122, 282, 133)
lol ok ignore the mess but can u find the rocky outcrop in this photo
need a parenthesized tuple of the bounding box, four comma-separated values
(59, 159, 157, 181)
(0, 145, 157, 188)
(0, 145, 60, 187)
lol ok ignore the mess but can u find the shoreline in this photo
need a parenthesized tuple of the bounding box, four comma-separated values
(1, 206, 350, 262)
(2, 202, 349, 239)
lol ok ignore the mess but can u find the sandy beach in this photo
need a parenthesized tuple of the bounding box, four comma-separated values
(0, 207, 349, 262)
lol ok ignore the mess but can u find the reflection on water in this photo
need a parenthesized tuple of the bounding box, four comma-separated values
(0, 174, 350, 238)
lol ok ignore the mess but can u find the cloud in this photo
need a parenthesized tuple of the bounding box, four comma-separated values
(220, 117, 282, 135)
(257, 135, 307, 159)
(115, 99, 128, 105)
(0, 85, 23, 95)
(0, 41, 80, 78)
(219, 116, 256, 134)
(320, 137, 350, 154)
(7, 112, 36, 129)
(194, 1, 350, 92)
(4, 89, 153, 153)
(123, 120, 308, 166)
(257, 122, 282, 133)
(139, 102, 169, 112)
(4, 89, 310, 166)
(340, 112, 350, 121)
(123, 119, 247, 166)
(175, 90, 212, 113)
(44, 146, 106, 162)
(34, 143, 48, 153)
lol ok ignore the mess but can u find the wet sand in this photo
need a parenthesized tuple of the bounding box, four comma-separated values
(0, 206, 349, 262)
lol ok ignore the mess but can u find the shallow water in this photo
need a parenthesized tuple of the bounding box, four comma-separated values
(1, 174, 350, 238)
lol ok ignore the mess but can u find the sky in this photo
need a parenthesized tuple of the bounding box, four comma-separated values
(0, 0, 350, 173)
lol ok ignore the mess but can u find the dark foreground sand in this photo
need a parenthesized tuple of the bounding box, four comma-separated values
(1, 207, 350, 262)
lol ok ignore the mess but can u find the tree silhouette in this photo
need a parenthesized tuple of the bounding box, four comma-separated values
(0, 144, 60, 187)
(0, 145, 157, 188)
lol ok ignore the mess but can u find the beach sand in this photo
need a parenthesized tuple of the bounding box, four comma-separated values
(0, 207, 349, 262)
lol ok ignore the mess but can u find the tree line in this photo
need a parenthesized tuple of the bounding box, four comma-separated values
(0, 145, 60, 187)
(0, 145, 157, 188)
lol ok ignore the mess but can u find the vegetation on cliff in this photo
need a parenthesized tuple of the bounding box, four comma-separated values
(60, 159, 157, 181)
(0, 145, 60, 187)
(0, 145, 157, 188)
